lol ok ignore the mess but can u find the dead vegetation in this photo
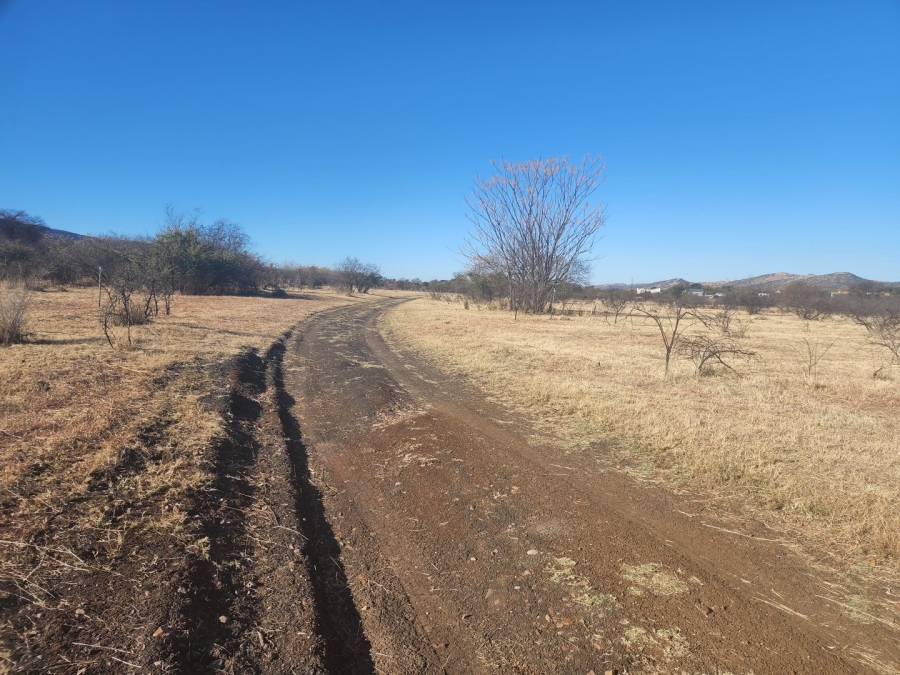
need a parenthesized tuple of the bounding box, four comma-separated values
(0, 284, 29, 346)
(0, 286, 364, 671)
(383, 295, 900, 568)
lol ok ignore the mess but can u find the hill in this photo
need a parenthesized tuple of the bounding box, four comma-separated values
(39, 225, 85, 241)
(597, 272, 897, 292)
(596, 278, 690, 291)
(706, 272, 878, 292)
(0, 210, 84, 243)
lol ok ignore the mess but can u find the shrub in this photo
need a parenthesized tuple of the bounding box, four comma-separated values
(780, 281, 831, 320)
(0, 283, 30, 345)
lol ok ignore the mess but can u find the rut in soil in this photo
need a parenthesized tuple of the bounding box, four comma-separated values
(177, 349, 265, 671)
(268, 337, 375, 674)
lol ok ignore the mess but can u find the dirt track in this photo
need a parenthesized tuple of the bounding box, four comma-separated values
(270, 297, 894, 674)
(6, 296, 896, 673)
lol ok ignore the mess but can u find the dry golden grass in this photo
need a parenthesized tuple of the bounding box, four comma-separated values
(383, 296, 900, 566)
(0, 286, 368, 550)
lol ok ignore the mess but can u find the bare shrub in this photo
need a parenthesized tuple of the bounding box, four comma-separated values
(695, 307, 751, 339)
(781, 281, 831, 321)
(598, 290, 630, 324)
(678, 334, 757, 376)
(850, 308, 900, 367)
(633, 300, 697, 378)
(98, 267, 155, 349)
(0, 283, 30, 345)
(798, 338, 836, 388)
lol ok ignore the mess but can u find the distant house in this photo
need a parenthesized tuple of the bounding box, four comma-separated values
(635, 287, 649, 294)
(650, 286, 662, 294)
(758, 292, 769, 297)
(714, 292, 726, 297)
(688, 285, 703, 296)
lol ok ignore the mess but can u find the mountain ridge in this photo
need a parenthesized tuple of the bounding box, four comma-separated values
(596, 272, 897, 292)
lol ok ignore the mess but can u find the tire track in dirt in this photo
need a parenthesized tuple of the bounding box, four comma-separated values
(267, 336, 375, 673)
(159, 331, 366, 673)
(172, 349, 268, 672)
(281, 298, 896, 674)
(174, 328, 378, 674)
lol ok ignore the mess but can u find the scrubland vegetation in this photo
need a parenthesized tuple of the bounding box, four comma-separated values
(0, 208, 389, 305)
(1, 286, 354, 503)
(384, 293, 900, 569)
(3, 196, 899, 667)
(1, 207, 405, 669)
(0, 284, 374, 666)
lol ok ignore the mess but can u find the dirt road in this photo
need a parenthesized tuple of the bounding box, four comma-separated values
(268, 297, 894, 674)
(12, 296, 893, 673)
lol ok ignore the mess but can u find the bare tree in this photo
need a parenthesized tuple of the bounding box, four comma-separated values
(464, 155, 606, 316)
(780, 281, 831, 321)
(633, 299, 697, 377)
(852, 309, 900, 366)
(335, 257, 381, 295)
(598, 289, 630, 324)
(694, 306, 750, 339)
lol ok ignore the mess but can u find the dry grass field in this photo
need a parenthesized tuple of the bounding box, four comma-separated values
(1, 285, 362, 524)
(383, 296, 900, 572)
(0, 284, 374, 668)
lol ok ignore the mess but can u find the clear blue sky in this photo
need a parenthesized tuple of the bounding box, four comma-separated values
(2, 1, 898, 283)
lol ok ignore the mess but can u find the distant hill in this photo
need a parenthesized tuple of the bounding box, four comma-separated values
(596, 278, 690, 290)
(596, 272, 897, 292)
(705, 272, 883, 292)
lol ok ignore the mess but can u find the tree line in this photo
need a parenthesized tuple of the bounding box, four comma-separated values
(0, 207, 393, 347)
(0, 208, 400, 298)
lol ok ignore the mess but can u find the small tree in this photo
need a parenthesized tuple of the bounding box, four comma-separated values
(153, 206, 262, 296)
(731, 289, 769, 315)
(780, 281, 831, 321)
(335, 257, 381, 294)
(633, 299, 697, 378)
(467, 269, 508, 304)
(598, 289, 630, 324)
(852, 309, 900, 366)
(464, 155, 606, 315)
